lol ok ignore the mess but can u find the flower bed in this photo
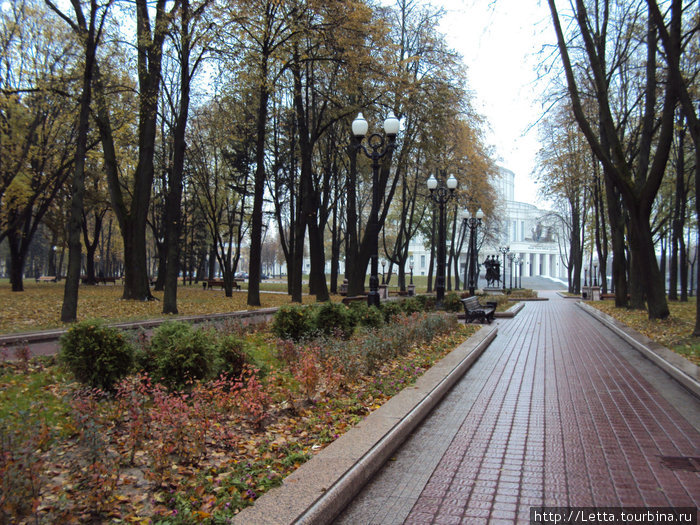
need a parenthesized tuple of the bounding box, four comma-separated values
(0, 306, 476, 524)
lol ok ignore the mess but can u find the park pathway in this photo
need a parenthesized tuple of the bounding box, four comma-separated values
(336, 292, 700, 524)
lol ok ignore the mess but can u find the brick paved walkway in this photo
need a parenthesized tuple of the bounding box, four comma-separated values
(337, 293, 700, 524)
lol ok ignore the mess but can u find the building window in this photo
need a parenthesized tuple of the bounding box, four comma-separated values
(520, 221, 525, 241)
(421, 255, 426, 268)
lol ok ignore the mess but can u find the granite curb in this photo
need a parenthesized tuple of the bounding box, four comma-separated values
(577, 301, 700, 398)
(232, 323, 498, 525)
(456, 301, 525, 322)
(495, 301, 525, 318)
(0, 308, 280, 348)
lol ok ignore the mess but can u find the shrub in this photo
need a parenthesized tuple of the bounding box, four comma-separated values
(0, 421, 49, 523)
(411, 312, 459, 343)
(59, 320, 134, 391)
(414, 294, 436, 311)
(148, 322, 216, 389)
(401, 297, 422, 315)
(216, 335, 250, 379)
(348, 302, 384, 329)
(314, 302, 355, 339)
(271, 304, 317, 341)
(443, 292, 462, 312)
(380, 301, 404, 323)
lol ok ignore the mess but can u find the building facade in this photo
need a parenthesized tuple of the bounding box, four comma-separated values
(407, 167, 567, 287)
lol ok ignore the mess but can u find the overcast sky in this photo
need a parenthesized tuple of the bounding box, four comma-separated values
(438, 0, 555, 205)
(1, 0, 557, 204)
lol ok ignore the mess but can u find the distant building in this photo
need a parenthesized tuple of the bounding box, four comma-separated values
(478, 167, 566, 283)
(407, 167, 566, 286)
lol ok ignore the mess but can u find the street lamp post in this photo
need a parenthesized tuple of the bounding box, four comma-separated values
(508, 252, 516, 290)
(409, 259, 414, 285)
(499, 246, 510, 292)
(381, 260, 386, 284)
(352, 111, 400, 307)
(593, 262, 598, 287)
(427, 171, 458, 308)
(518, 257, 523, 289)
(464, 209, 484, 296)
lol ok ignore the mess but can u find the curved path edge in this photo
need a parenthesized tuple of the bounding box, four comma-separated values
(577, 300, 700, 398)
(232, 324, 498, 525)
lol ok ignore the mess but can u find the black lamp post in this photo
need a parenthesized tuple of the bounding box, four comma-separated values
(428, 171, 458, 308)
(464, 209, 484, 296)
(499, 246, 510, 292)
(518, 257, 523, 289)
(409, 257, 414, 285)
(593, 263, 598, 287)
(381, 260, 386, 284)
(508, 252, 516, 290)
(352, 111, 400, 307)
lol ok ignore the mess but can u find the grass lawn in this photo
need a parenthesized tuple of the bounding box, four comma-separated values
(0, 277, 438, 335)
(0, 281, 324, 334)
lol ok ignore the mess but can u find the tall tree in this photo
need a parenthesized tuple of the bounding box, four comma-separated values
(93, 0, 179, 301)
(0, 0, 78, 291)
(161, 0, 210, 313)
(537, 105, 592, 294)
(547, 0, 676, 319)
(646, 0, 700, 331)
(46, 0, 113, 321)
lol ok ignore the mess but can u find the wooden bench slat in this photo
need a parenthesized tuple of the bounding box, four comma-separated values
(461, 296, 496, 324)
(203, 278, 241, 291)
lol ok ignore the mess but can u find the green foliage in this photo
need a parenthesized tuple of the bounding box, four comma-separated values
(314, 302, 355, 339)
(59, 320, 134, 391)
(147, 322, 217, 389)
(215, 335, 250, 379)
(401, 297, 422, 315)
(353, 312, 457, 374)
(443, 292, 462, 312)
(413, 294, 436, 311)
(380, 301, 404, 322)
(348, 302, 384, 329)
(271, 304, 317, 341)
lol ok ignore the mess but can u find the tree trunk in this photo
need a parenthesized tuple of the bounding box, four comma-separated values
(247, 62, 270, 307)
(163, 0, 193, 315)
(60, 1, 97, 321)
(153, 241, 166, 291)
(8, 232, 26, 292)
(628, 207, 669, 318)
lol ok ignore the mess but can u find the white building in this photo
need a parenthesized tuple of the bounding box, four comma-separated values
(407, 167, 566, 285)
(479, 167, 566, 282)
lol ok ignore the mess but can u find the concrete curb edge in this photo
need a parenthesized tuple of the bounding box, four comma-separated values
(233, 324, 498, 525)
(0, 308, 280, 347)
(495, 301, 525, 318)
(577, 301, 700, 398)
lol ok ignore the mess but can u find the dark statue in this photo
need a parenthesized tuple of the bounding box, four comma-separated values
(484, 255, 501, 287)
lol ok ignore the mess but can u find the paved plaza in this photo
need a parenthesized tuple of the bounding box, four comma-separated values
(336, 292, 700, 524)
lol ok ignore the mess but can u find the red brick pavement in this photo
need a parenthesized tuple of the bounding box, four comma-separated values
(404, 296, 699, 524)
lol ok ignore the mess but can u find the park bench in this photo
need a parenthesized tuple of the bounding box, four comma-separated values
(36, 275, 57, 283)
(203, 278, 241, 291)
(341, 295, 368, 305)
(81, 276, 118, 285)
(460, 296, 497, 324)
